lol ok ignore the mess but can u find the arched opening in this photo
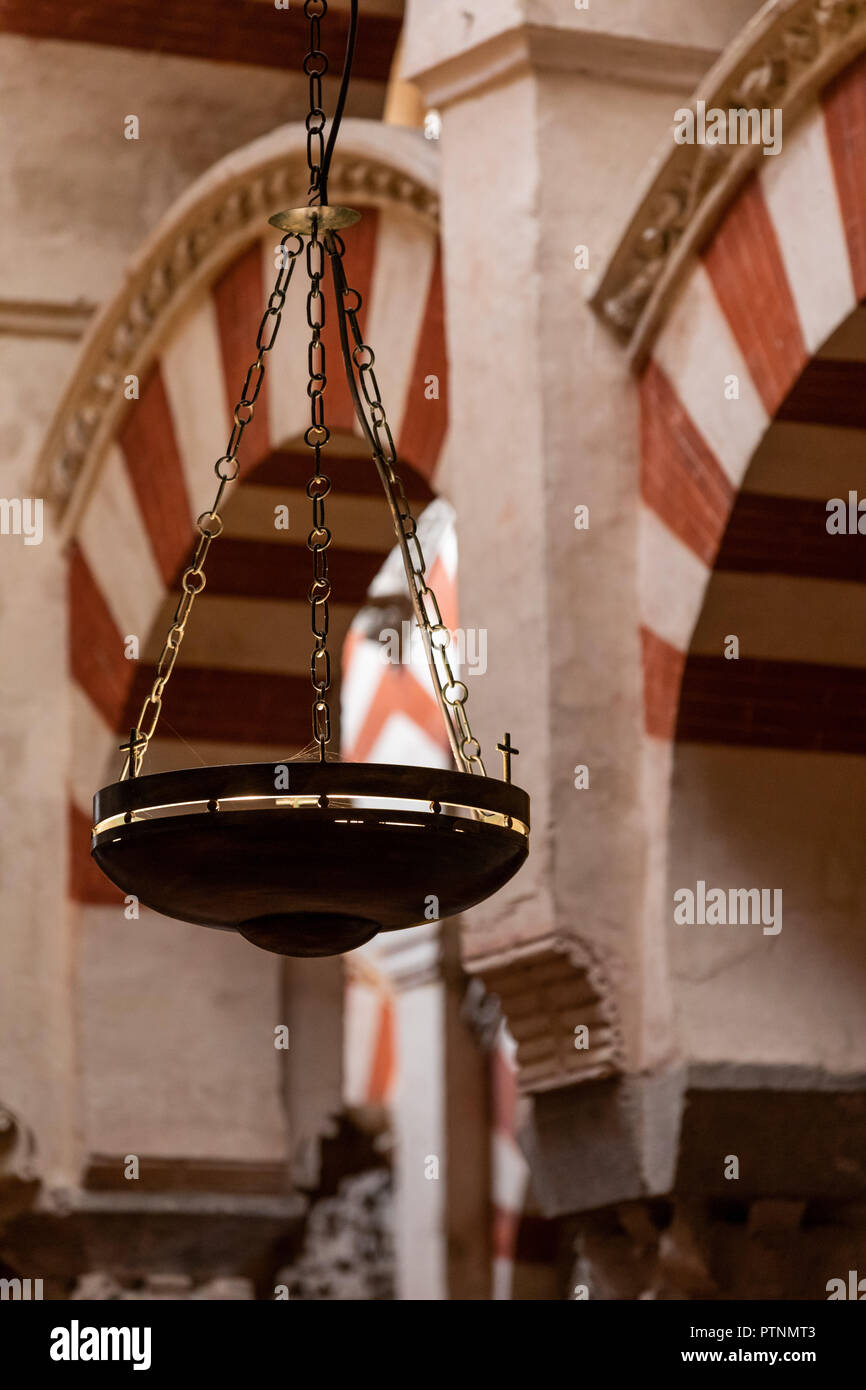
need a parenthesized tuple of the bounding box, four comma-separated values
(593, 42, 866, 1280)
(49, 130, 452, 1207)
(670, 300, 866, 1070)
(65, 182, 449, 904)
(632, 56, 866, 1084)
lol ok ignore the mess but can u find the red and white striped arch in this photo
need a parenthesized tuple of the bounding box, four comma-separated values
(59, 129, 450, 910)
(638, 54, 866, 746)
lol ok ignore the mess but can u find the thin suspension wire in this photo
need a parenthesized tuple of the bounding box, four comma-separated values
(320, 0, 359, 205)
(315, 0, 485, 776)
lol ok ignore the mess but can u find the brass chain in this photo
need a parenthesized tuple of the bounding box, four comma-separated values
(119, 233, 304, 780)
(305, 218, 333, 760)
(304, 0, 328, 207)
(328, 237, 487, 776)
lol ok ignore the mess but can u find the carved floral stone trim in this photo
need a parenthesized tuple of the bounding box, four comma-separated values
(34, 121, 439, 531)
(592, 0, 866, 365)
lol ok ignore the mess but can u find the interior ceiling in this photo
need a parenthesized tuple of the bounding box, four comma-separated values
(0, 0, 403, 78)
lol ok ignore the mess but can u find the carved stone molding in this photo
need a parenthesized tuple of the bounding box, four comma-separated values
(471, 936, 624, 1094)
(408, 26, 732, 111)
(591, 0, 866, 366)
(34, 119, 439, 534)
(0, 298, 95, 341)
(0, 1185, 306, 1289)
(569, 1194, 866, 1300)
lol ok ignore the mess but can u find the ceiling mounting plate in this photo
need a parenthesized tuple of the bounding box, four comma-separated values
(268, 205, 361, 234)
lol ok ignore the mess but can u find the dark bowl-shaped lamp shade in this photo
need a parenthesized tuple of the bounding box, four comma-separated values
(91, 761, 529, 957)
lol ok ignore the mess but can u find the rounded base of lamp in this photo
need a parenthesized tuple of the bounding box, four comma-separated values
(238, 913, 380, 958)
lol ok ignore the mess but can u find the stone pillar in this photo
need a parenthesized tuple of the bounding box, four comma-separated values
(0, 336, 78, 1193)
(380, 921, 490, 1300)
(400, 0, 758, 1216)
(282, 958, 344, 1187)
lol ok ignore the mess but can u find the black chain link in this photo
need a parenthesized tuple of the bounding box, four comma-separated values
(122, 0, 478, 781)
(305, 218, 332, 760)
(304, 0, 329, 207)
(301, 0, 334, 761)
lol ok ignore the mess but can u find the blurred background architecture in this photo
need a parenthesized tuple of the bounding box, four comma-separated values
(2, 0, 866, 1299)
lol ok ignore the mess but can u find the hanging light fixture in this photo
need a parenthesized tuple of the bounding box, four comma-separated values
(91, 0, 529, 957)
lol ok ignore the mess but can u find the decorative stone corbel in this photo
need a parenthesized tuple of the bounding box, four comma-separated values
(469, 935, 624, 1095)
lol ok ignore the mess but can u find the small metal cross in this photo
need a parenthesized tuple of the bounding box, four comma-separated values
(497, 731, 519, 784)
(120, 727, 147, 778)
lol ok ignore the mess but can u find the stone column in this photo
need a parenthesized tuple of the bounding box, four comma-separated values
(380, 921, 490, 1300)
(282, 957, 345, 1187)
(0, 336, 77, 1194)
(400, 0, 758, 1217)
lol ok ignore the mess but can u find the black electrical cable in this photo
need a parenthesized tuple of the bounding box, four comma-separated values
(320, 0, 359, 206)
